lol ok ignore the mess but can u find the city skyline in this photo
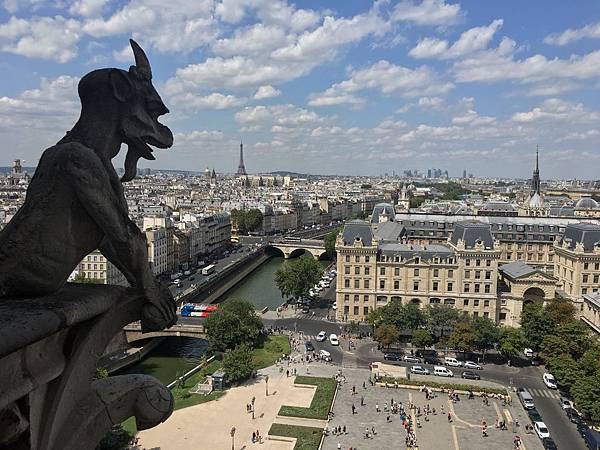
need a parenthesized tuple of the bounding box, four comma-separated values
(2, 1, 600, 178)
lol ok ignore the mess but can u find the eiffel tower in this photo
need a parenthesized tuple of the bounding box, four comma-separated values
(236, 141, 247, 175)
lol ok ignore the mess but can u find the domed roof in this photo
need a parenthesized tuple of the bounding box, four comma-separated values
(576, 195, 599, 209)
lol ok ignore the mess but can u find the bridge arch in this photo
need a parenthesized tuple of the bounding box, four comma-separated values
(288, 248, 307, 259)
(265, 245, 285, 257)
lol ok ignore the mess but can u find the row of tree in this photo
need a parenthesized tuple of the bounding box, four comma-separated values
(370, 297, 600, 423)
(275, 257, 323, 300)
(230, 208, 263, 234)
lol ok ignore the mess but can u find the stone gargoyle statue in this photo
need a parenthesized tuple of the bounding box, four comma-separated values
(0, 39, 176, 332)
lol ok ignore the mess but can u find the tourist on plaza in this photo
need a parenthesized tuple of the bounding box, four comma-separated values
(351, 404, 356, 414)
(360, 395, 364, 406)
(375, 403, 380, 412)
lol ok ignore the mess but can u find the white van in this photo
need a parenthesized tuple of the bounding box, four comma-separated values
(444, 357, 462, 367)
(519, 390, 535, 410)
(434, 366, 454, 377)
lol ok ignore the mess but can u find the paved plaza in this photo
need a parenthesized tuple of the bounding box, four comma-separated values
(323, 368, 544, 450)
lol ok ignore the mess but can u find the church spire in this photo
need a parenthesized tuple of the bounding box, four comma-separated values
(531, 145, 540, 195)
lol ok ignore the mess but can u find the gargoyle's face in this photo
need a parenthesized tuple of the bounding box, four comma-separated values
(122, 78, 173, 161)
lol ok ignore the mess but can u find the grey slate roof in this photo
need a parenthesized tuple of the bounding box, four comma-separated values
(584, 292, 600, 309)
(342, 220, 374, 246)
(499, 261, 537, 279)
(371, 202, 396, 224)
(373, 221, 405, 242)
(561, 223, 600, 252)
(449, 221, 494, 249)
(379, 243, 453, 260)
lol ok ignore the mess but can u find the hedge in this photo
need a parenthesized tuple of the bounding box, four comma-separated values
(268, 424, 323, 450)
(278, 376, 337, 420)
(379, 376, 508, 395)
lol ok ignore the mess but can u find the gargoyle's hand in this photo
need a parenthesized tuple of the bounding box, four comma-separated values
(141, 282, 177, 332)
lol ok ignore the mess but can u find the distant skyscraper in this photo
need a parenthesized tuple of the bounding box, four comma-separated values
(236, 141, 247, 175)
(462, 169, 467, 179)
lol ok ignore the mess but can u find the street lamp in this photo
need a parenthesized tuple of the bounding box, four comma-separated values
(230, 426, 236, 450)
(265, 375, 269, 397)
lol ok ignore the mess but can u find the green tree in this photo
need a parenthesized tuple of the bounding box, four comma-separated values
(324, 227, 341, 259)
(374, 324, 400, 349)
(472, 316, 500, 361)
(545, 297, 576, 325)
(411, 329, 434, 350)
(231, 208, 263, 234)
(204, 298, 263, 352)
(499, 327, 526, 364)
(403, 303, 427, 331)
(223, 343, 254, 383)
(409, 197, 425, 208)
(571, 371, 600, 423)
(275, 257, 323, 300)
(546, 354, 579, 391)
(425, 305, 459, 340)
(520, 303, 554, 350)
(542, 320, 592, 360)
(72, 272, 104, 284)
(448, 321, 476, 353)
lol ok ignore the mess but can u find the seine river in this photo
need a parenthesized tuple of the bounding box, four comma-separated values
(120, 255, 329, 384)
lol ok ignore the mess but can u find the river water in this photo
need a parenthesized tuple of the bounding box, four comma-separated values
(120, 254, 330, 384)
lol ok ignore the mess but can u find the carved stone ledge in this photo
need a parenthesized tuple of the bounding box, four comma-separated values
(0, 284, 173, 450)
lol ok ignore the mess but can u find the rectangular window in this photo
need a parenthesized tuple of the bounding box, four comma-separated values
(354, 295, 359, 302)
(484, 299, 490, 307)
(344, 294, 349, 301)
(354, 279, 359, 288)
(355, 256, 360, 263)
(380, 267, 386, 275)
(474, 284, 480, 293)
(584, 262, 589, 270)
(484, 284, 490, 294)
(582, 288, 588, 294)
(354, 306, 359, 315)
(473, 311, 479, 317)
(464, 284, 470, 293)
(365, 256, 370, 263)
(447, 269, 453, 278)
(413, 281, 419, 291)
(486, 259, 491, 267)
(466, 259, 471, 266)
(394, 280, 400, 290)
(483, 312, 489, 318)
(433, 269, 439, 277)
(499, 312, 507, 321)
(583, 274, 589, 283)
(474, 299, 480, 306)
(344, 305, 349, 314)
(364, 280, 370, 288)
(394, 268, 400, 276)
(476, 259, 481, 266)
(345, 266, 350, 275)
(475, 271, 481, 279)
(414, 268, 419, 276)
(364, 267, 370, 275)
(433, 281, 438, 291)
(465, 270, 470, 279)
(364, 306, 369, 315)
(463, 299, 469, 306)
(345, 255, 350, 262)
(485, 271, 491, 280)
(594, 275, 599, 284)
(354, 266, 360, 275)
(364, 295, 369, 302)
(447, 282, 453, 291)
(380, 280, 385, 289)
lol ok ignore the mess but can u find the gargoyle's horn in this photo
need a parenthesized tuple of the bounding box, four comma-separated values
(130, 38, 152, 80)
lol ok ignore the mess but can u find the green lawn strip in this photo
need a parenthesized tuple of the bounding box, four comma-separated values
(122, 416, 137, 435)
(379, 376, 508, 395)
(268, 423, 323, 450)
(252, 335, 291, 370)
(279, 376, 336, 420)
(171, 359, 223, 410)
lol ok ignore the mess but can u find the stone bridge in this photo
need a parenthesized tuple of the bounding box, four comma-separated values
(124, 321, 207, 343)
(267, 238, 327, 259)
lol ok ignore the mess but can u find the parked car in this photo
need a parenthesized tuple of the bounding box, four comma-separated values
(524, 348, 534, 358)
(541, 437, 558, 450)
(464, 361, 482, 370)
(319, 349, 332, 362)
(461, 370, 481, 380)
(583, 427, 600, 450)
(559, 396, 572, 410)
(329, 334, 339, 346)
(567, 408, 582, 424)
(316, 331, 327, 342)
(519, 390, 535, 410)
(403, 355, 421, 364)
(543, 373, 558, 389)
(410, 365, 430, 375)
(433, 366, 453, 377)
(527, 408, 543, 423)
(305, 341, 315, 352)
(534, 421, 550, 439)
(424, 356, 441, 365)
(383, 353, 401, 361)
(444, 357, 462, 367)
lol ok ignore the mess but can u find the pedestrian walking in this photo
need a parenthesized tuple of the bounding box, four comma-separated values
(375, 403, 380, 412)
(363, 381, 366, 389)
(360, 396, 364, 406)
(352, 385, 356, 395)
(447, 412, 452, 422)
(343, 425, 346, 434)
(351, 404, 356, 415)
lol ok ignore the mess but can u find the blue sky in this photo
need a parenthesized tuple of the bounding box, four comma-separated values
(2, 0, 600, 178)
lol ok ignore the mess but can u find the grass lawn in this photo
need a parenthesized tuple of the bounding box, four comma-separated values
(268, 423, 323, 450)
(252, 335, 291, 370)
(279, 376, 337, 420)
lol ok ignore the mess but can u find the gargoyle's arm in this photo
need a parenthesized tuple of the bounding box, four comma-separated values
(59, 145, 158, 295)
(99, 237, 137, 287)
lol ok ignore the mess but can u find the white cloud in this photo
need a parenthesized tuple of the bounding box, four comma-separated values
(170, 92, 247, 110)
(392, 0, 462, 26)
(511, 98, 599, 123)
(418, 96, 445, 109)
(235, 104, 329, 129)
(212, 24, 288, 57)
(83, 1, 217, 53)
(0, 16, 82, 62)
(451, 109, 495, 126)
(544, 21, 600, 46)
(409, 19, 503, 59)
(69, 0, 107, 18)
(254, 85, 281, 99)
(308, 60, 453, 107)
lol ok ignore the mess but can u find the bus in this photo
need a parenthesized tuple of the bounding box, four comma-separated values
(285, 236, 301, 242)
(201, 264, 216, 276)
(180, 303, 219, 317)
